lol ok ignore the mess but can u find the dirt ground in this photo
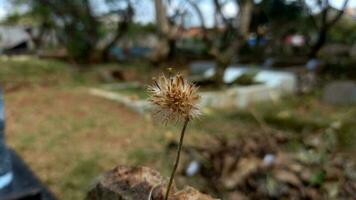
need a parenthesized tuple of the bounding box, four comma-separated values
(4, 86, 164, 199)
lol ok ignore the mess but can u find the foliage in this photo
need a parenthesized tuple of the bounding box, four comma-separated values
(8, 0, 133, 63)
(329, 18, 356, 44)
(257, 0, 305, 26)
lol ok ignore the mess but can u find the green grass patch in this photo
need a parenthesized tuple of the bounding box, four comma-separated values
(0, 56, 71, 82)
(60, 154, 102, 200)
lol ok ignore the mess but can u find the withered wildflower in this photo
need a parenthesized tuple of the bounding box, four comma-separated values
(148, 73, 200, 123)
(147, 73, 200, 200)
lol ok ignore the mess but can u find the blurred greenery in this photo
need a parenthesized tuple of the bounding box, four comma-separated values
(329, 18, 356, 44)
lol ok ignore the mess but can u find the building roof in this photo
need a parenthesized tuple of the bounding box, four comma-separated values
(0, 26, 30, 49)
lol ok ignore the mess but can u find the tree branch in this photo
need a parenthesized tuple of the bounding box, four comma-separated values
(301, 0, 319, 29)
(102, 0, 134, 60)
(213, 0, 231, 27)
(327, 0, 349, 27)
(186, 0, 208, 39)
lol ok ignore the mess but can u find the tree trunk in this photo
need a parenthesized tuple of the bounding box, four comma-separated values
(214, 60, 230, 86)
(168, 38, 177, 59)
(238, 0, 253, 38)
(102, 3, 133, 62)
(101, 23, 129, 62)
(155, 0, 169, 35)
(213, 0, 253, 86)
(309, 27, 327, 59)
(152, 0, 171, 62)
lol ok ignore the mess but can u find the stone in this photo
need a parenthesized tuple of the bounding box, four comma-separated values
(174, 187, 215, 200)
(86, 165, 216, 200)
(322, 81, 356, 105)
(86, 165, 168, 200)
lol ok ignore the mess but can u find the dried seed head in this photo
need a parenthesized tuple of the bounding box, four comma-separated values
(148, 73, 200, 123)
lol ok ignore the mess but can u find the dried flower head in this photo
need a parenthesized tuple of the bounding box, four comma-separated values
(148, 73, 200, 123)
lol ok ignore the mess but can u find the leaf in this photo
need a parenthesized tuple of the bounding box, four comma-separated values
(222, 157, 261, 189)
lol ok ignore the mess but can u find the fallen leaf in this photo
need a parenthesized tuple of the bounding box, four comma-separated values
(274, 170, 301, 187)
(222, 157, 261, 189)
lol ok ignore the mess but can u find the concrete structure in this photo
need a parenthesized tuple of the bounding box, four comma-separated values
(89, 87, 151, 114)
(199, 84, 281, 109)
(89, 66, 297, 113)
(0, 26, 31, 53)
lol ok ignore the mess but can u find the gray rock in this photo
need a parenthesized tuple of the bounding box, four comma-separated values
(86, 165, 216, 200)
(323, 81, 356, 105)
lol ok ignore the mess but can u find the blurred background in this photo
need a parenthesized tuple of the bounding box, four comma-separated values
(0, 0, 355, 199)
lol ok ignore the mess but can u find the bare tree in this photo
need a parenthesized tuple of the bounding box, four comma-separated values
(304, 0, 350, 58)
(101, 0, 134, 61)
(152, 0, 186, 62)
(11, 0, 134, 62)
(188, 0, 254, 84)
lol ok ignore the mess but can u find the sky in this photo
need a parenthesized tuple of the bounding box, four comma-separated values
(0, 0, 355, 27)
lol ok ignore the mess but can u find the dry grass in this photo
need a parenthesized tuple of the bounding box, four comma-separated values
(5, 87, 159, 199)
(4, 86, 213, 199)
(0, 56, 181, 199)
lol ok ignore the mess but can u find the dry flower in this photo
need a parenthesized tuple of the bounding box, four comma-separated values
(148, 73, 200, 123)
(147, 72, 201, 200)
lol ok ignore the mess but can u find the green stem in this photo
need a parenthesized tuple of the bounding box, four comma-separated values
(165, 118, 189, 200)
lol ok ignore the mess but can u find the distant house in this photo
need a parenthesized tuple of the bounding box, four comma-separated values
(0, 26, 32, 54)
(182, 27, 204, 38)
(181, 27, 226, 39)
(345, 7, 356, 20)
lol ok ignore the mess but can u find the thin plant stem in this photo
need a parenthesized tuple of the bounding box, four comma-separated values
(165, 118, 189, 200)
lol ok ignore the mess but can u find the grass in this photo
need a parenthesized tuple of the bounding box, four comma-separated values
(5, 87, 160, 199)
(0, 55, 153, 89)
(0, 56, 74, 86)
(1, 56, 355, 199)
(4, 86, 210, 200)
